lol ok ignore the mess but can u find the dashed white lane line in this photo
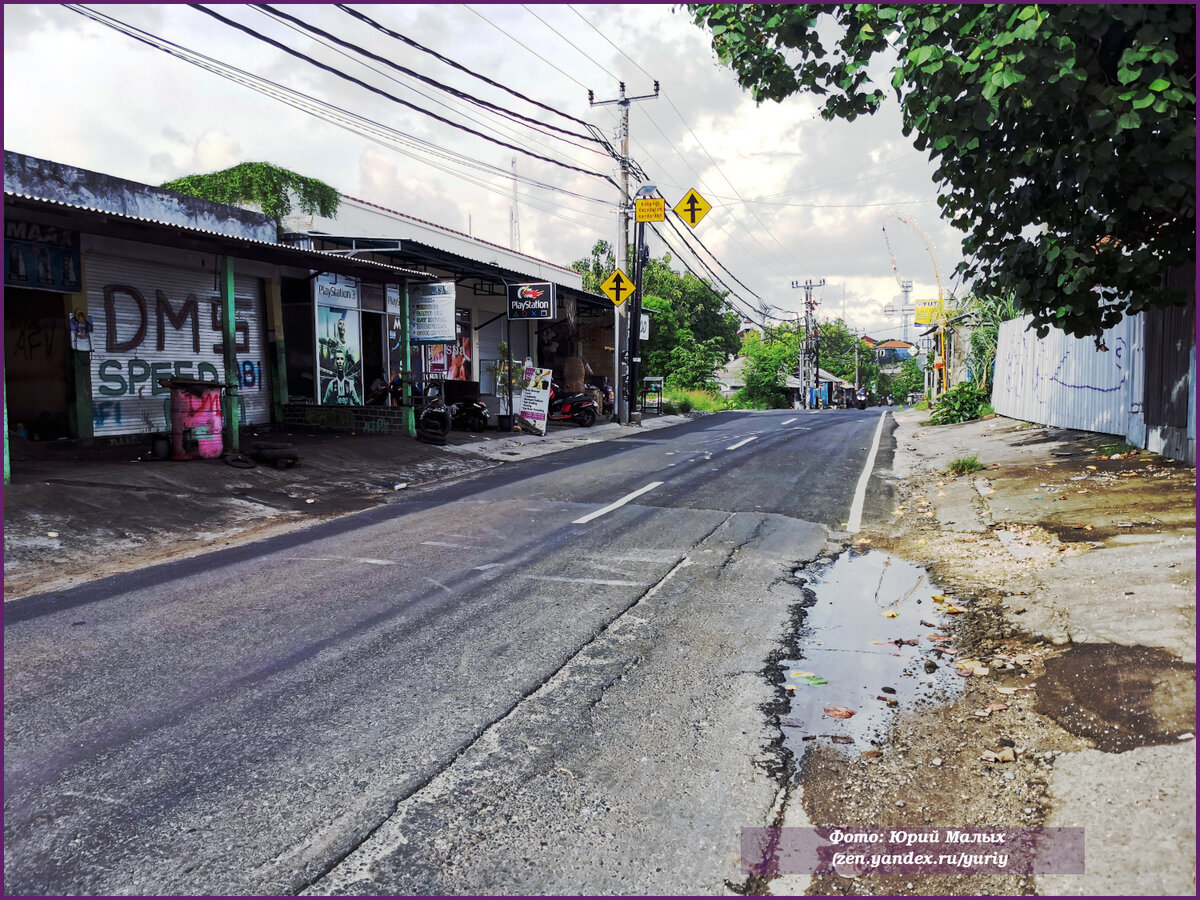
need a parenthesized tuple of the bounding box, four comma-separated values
(726, 436, 758, 451)
(283, 557, 395, 566)
(572, 481, 664, 525)
(781, 417, 797, 425)
(524, 575, 641, 587)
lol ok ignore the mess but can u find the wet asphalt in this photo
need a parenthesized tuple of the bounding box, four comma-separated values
(4, 408, 896, 895)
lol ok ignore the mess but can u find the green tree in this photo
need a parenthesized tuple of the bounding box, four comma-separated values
(891, 356, 925, 399)
(956, 291, 1021, 391)
(161, 161, 340, 223)
(688, 4, 1195, 339)
(735, 327, 800, 408)
(666, 333, 725, 392)
(569, 239, 616, 295)
(816, 319, 879, 388)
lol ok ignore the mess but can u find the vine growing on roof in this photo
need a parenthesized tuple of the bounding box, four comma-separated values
(161, 162, 340, 222)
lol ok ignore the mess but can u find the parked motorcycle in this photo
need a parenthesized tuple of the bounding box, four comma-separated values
(548, 383, 598, 427)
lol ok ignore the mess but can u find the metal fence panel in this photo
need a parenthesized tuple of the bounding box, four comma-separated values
(993, 314, 1139, 437)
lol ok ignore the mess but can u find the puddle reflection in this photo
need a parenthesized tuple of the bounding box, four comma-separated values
(781, 550, 963, 756)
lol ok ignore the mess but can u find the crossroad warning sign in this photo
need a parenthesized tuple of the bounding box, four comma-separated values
(635, 198, 665, 222)
(674, 188, 711, 227)
(600, 268, 635, 307)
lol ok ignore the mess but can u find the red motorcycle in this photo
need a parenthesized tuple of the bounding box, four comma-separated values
(548, 383, 598, 427)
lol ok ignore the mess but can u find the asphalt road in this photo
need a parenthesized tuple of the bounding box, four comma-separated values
(3, 409, 897, 895)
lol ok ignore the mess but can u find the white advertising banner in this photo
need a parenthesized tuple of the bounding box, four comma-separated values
(410, 281, 457, 343)
(314, 271, 358, 308)
(516, 364, 552, 436)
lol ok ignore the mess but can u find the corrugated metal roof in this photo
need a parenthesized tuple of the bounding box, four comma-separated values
(4, 191, 433, 279)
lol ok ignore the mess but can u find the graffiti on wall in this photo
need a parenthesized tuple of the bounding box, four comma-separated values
(88, 259, 267, 436)
(993, 314, 1137, 436)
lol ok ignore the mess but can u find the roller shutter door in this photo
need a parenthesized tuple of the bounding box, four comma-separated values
(85, 253, 269, 436)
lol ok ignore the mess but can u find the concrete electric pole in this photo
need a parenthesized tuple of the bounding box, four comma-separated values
(590, 81, 658, 424)
(792, 279, 825, 408)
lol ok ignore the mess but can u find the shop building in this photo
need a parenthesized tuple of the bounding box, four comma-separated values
(3, 151, 420, 462)
(280, 195, 616, 424)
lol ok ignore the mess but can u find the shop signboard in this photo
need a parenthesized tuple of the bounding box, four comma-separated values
(516, 363, 552, 436)
(314, 271, 358, 308)
(5, 220, 82, 293)
(410, 280, 457, 342)
(507, 282, 555, 320)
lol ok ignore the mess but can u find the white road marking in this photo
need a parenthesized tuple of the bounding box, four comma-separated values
(572, 481, 664, 524)
(421, 541, 470, 549)
(781, 417, 797, 425)
(283, 557, 395, 566)
(726, 436, 758, 451)
(847, 411, 889, 533)
(473, 563, 504, 571)
(524, 576, 641, 587)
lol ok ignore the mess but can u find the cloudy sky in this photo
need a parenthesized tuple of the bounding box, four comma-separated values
(4, 3, 966, 339)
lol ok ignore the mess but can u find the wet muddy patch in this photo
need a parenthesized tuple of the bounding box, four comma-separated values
(1036, 643, 1196, 752)
(780, 550, 963, 757)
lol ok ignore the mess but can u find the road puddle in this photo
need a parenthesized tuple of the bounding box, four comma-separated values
(1036, 643, 1195, 752)
(780, 550, 962, 756)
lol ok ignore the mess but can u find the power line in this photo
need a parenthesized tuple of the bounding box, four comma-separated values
(250, 7, 606, 167)
(566, 5, 655, 83)
(188, 4, 614, 182)
(520, 5, 620, 83)
(335, 4, 601, 134)
(464, 5, 589, 91)
(258, 4, 602, 149)
(64, 5, 617, 219)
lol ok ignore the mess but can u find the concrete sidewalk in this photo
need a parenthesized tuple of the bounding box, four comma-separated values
(2, 414, 692, 601)
(877, 411, 1195, 897)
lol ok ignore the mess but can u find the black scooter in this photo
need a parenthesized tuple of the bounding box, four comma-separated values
(548, 383, 598, 427)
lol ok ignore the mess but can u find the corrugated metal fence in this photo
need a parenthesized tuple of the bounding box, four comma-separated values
(993, 309, 1195, 463)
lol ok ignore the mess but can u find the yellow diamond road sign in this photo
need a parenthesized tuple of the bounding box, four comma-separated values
(674, 188, 711, 227)
(600, 268, 635, 307)
(635, 197, 665, 222)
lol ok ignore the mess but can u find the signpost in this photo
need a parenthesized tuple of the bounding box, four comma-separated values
(600, 269, 635, 307)
(674, 189, 711, 228)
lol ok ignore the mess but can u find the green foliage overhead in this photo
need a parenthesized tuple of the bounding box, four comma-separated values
(161, 162, 340, 222)
(688, 4, 1195, 339)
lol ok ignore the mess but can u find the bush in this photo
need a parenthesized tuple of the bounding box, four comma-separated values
(947, 454, 984, 476)
(661, 400, 679, 415)
(664, 387, 727, 413)
(928, 381, 991, 425)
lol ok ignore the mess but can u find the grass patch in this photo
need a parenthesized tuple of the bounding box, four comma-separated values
(664, 388, 729, 413)
(914, 399, 930, 410)
(947, 454, 984, 476)
(1097, 440, 1138, 457)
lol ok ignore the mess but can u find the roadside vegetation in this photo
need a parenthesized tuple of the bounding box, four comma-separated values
(946, 454, 985, 476)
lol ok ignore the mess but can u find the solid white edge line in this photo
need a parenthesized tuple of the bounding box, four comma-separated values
(573, 481, 664, 525)
(847, 411, 888, 534)
(726, 436, 757, 451)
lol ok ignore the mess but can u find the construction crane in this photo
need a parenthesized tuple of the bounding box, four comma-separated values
(882, 213, 948, 394)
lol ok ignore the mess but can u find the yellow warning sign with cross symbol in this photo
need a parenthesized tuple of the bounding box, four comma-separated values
(674, 189, 712, 228)
(600, 268, 635, 307)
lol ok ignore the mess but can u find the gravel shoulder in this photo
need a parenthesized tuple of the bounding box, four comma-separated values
(779, 412, 1196, 897)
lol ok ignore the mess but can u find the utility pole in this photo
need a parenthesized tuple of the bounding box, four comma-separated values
(509, 157, 521, 253)
(590, 81, 658, 424)
(792, 278, 825, 408)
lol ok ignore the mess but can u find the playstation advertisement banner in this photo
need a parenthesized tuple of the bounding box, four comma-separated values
(507, 282, 555, 320)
